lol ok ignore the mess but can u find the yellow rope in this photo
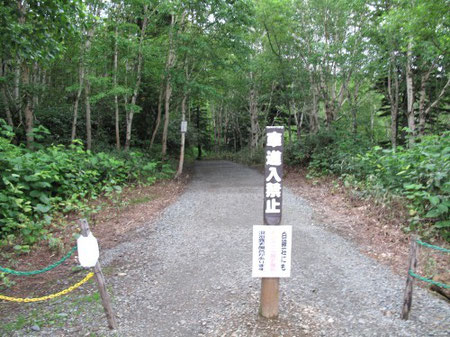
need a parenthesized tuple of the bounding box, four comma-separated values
(0, 272, 94, 303)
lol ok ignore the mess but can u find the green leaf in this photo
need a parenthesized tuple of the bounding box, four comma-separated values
(428, 195, 440, 206)
(35, 204, 51, 213)
(435, 221, 450, 228)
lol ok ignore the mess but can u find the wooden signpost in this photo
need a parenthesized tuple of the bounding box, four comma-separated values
(255, 126, 292, 318)
(78, 219, 118, 330)
(401, 236, 418, 320)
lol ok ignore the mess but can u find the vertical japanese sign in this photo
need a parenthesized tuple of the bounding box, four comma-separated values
(264, 126, 284, 225)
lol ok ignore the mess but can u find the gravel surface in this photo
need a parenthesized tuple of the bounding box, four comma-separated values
(8, 160, 449, 336)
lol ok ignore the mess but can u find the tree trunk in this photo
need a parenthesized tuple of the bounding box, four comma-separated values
(249, 73, 259, 150)
(150, 80, 164, 148)
(14, 63, 20, 121)
(406, 41, 415, 146)
(161, 14, 176, 159)
(124, 5, 148, 151)
(388, 52, 400, 150)
(0, 63, 14, 127)
(196, 106, 202, 160)
(309, 81, 319, 134)
(22, 65, 34, 148)
(84, 75, 92, 150)
(175, 94, 188, 178)
(113, 26, 120, 150)
(71, 58, 85, 142)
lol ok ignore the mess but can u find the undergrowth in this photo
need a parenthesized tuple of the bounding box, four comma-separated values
(0, 120, 174, 250)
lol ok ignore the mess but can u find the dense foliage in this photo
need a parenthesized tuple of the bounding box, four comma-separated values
(0, 120, 172, 249)
(285, 130, 449, 239)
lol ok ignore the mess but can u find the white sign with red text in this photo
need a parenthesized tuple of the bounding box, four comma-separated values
(252, 225, 292, 278)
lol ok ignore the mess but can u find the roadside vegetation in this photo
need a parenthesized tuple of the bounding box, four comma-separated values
(0, 121, 174, 253)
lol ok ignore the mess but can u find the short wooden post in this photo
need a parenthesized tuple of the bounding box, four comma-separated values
(260, 278, 279, 318)
(79, 219, 118, 330)
(401, 235, 418, 320)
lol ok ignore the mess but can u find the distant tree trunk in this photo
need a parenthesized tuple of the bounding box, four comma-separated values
(22, 65, 34, 148)
(150, 80, 164, 148)
(406, 41, 415, 146)
(161, 13, 176, 159)
(293, 104, 304, 141)
(84, 76, 92, 150)
(17, 1, 33, 148)
(71, 58, 85, 142)
(388, 53, 400, 150)
(175, 94, 188, 178)
(249, 72, 259, 150)
(309, 80, 319, 133)
(196, 106, 202, 160)
(124, 5, 148, 151)
(113, 26, 120, 150)
(0, 63, 14, 127)
(84, 30, 93, 150)
(14, 63, 20, 123)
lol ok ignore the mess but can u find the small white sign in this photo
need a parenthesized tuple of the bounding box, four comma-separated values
(77, 232, 99, 268)
(252, 225, 292, 278)
(181, 121, 187, 133)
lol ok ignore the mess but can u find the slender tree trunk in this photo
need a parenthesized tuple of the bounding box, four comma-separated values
(150, 80, 164, 148)
(406, 41, 415, 146)
(0, 63, 14, 127)
(32, 62, 39, 110)
(84, 76, 92, 150)
(388, 53, 400, 150)
(125, 5, 148, 151)
(84, 30, 93, 150)
(14, 63, 20, 118)
(0, 88, 14, 127)
(161, 13, 176, 158)
(249, 73, 259, 150)
(113, 26, 120, 150)
(175, 94, 188, 178)
(196, 106, 202, 160)
(161, 72, 173, 158)
(71, 58, 85, 142)
(309, 79, 319, 133)
(22, 65, 34, 148)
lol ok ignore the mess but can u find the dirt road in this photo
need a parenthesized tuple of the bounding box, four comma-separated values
(8, 160, 449, 336)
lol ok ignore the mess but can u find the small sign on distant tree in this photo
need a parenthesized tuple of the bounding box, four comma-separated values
(181, 121, 187, 133)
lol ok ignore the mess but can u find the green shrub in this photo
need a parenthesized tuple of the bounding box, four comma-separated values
(0, 121, 172, 245)
(297, 129, 449, 240)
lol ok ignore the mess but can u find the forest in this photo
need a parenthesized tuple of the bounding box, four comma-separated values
(0, 0, 449, 249)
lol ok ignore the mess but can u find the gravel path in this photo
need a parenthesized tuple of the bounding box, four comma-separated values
(12, 160, 448, 336)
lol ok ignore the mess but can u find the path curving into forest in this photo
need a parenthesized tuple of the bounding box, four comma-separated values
(20, 160, 449, 336)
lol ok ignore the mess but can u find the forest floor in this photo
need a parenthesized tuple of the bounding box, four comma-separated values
(0, 160, 449, 336)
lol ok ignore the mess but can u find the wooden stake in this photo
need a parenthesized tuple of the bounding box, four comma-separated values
(79, 219, 118, 330)
(401, 235, 418, 320)
(260, 278, 279, 318)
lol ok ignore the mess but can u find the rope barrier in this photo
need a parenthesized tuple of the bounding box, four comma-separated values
(409, 270, 450, 289)
(0, 246, 77, 276)
(416, 239, 450, 253)
(0, 272, 94, 303)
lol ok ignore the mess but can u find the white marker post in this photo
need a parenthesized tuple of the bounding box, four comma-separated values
(78, 219, 117, 330)
(253, 126, 292, 318)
